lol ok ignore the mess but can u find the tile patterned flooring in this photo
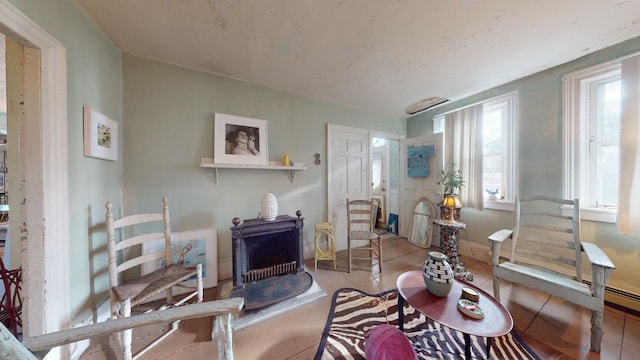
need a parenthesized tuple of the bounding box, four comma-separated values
(80, 236, 640, 359)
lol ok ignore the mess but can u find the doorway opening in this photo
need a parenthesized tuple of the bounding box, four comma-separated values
(371, 134, 400, 235)
(0, 1, 70, 348)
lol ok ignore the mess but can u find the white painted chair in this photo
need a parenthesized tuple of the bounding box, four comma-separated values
(106, 197, 203, 360)
(0, 297, 244, 360)
(487, 196, 615, 352)
(346, 199, 382, 273)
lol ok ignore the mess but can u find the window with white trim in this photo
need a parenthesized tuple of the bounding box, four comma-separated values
(563, 61, 621, 222)
(433, 92, 518, 210)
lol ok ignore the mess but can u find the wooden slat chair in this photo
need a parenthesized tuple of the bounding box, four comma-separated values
(487, 196, 615, 352)
(346, 199, 382, 273)
(0, 297, 244, 360)
(106, 197, 204, 360)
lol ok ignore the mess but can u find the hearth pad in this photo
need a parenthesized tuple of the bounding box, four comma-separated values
(230, 271, 313, 310)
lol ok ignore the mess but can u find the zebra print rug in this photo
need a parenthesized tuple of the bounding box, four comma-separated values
(314, 288, 540, 360)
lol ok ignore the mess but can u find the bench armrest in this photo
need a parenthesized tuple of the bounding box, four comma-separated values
(487, 229, 513, 266)
(22, 298, 244, 353)
(582, 242, 615, 269)
(581, 242, 615, 297)
(488, 229, 513, 244)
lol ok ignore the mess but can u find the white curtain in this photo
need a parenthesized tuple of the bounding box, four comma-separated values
(444, 104, 484, 209)
(617, 56, 640, 234)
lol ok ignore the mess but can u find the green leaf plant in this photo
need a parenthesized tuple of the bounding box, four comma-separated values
(439, 159, 465, 195)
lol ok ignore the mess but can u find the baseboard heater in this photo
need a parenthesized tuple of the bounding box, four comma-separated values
(600, 284, 640, 315)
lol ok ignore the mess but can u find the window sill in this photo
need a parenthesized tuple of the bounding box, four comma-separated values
(580, 207, 617, 223)
(484, 201, 514, 211)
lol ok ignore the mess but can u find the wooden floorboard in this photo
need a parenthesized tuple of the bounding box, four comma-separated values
(76, 236, 637, 360)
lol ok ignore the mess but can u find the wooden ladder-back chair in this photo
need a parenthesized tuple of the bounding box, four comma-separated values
(487, 196, 615, 352)
(106, 197, 204, 360)
(346, 199, 382, 273)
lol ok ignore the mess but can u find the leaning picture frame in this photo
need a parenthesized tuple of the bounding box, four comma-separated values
(214, 113, 268, 166)
(83, 106, 118, 161)
(142, 228, 218, 297)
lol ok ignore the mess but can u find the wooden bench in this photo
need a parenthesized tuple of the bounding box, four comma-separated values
(487, 196, 614, 353)
(0, 298, 243, 360)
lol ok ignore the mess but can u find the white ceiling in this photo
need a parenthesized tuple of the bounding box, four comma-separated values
(61, 1, 640, 117)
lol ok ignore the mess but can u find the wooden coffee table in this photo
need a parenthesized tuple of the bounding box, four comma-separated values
(396, 270, 513, 359)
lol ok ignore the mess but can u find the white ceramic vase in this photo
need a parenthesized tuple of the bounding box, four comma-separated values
(422, 251, 454, 297)
(261, 193, 278, 221)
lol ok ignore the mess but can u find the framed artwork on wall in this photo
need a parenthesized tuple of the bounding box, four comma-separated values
(83, 106, 118, 161)
(142, 228, 218, 295)
(214, 113, 268, 166)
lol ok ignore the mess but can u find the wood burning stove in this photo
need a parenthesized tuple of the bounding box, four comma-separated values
(230, 210, 312, 309)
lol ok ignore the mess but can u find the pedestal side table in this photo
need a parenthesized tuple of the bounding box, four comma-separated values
(433, 219, 466, 268)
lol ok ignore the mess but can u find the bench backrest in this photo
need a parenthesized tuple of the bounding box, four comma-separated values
(510, 196, 582, 281)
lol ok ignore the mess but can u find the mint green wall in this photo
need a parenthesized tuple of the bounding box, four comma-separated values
(9, 0, 123, 322)
(407, 37, 640, 302)
(11, 0, 639, 325)
(121, 54, 405, 281)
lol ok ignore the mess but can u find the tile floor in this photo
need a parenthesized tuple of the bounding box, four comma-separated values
(80, 236, 640, 360)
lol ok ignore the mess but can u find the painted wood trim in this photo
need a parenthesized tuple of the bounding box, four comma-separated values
(0, 1, 70, 346)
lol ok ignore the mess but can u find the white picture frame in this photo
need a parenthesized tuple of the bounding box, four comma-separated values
(83, 106, 118, 161)
(142, 228, 218, 291)
(214, 113, 268, 166)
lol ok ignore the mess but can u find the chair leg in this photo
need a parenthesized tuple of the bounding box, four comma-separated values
(196, 263, 204, 303)
(314, 230, 319, 271)
(591, 310, 603, 353)
(215, 312, 234, 360)
(377, 236, 382, 273)
(493, 277, 501, 302)
(347, 237, 352, 273)
(331, 237, 336, 270)
(122, 298, 132, 360)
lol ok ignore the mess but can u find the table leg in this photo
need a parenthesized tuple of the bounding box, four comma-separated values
(486, 337, 492, 358)
(464, 334, 471, 360)
(464, 333, 471, 359)
(398, 294, 404, 332)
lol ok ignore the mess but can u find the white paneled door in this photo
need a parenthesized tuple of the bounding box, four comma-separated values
(327, 124, 369, 252)
(399, 134, 443, 240)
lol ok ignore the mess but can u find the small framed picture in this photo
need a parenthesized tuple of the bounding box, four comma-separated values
(214, 113, 268, 166)
(387, 213, 399, 235)
(83, 106, 118, 161)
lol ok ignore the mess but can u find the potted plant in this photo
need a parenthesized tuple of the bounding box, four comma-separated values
(439, 159, 465, 222)
(439, 159, 465, 195)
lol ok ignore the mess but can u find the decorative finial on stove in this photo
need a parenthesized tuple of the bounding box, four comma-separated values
(296, 210, 302, 218)
(232, 217, 241, 226)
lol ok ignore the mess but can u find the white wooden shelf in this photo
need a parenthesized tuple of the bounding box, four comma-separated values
(200, 157, 306, 186)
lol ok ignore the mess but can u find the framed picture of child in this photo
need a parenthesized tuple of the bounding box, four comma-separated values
(214, 113, 268, 166)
